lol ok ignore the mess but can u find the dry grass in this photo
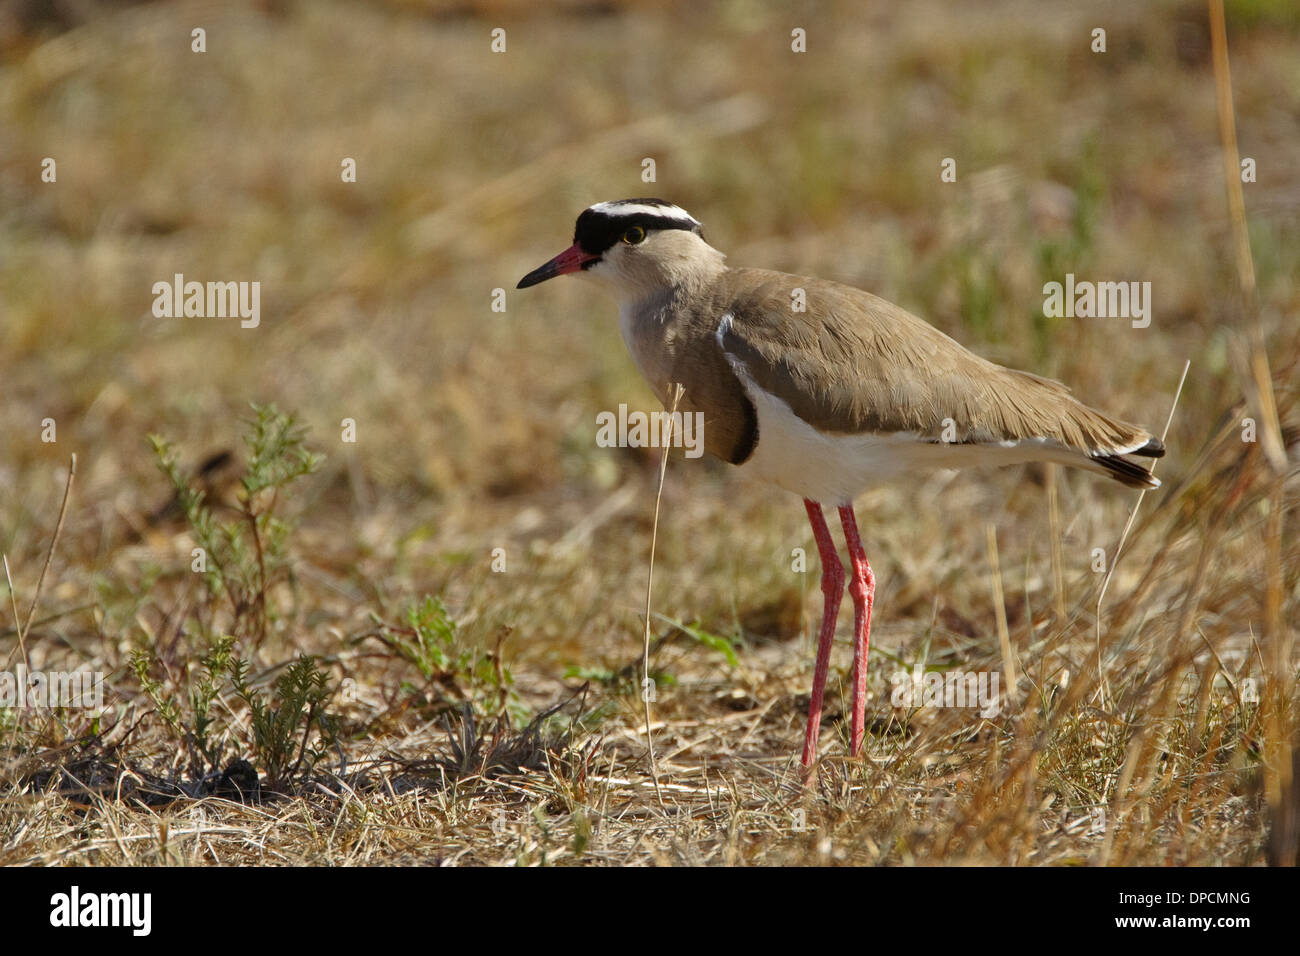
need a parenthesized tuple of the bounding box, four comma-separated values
(1, 0, 1297, 866)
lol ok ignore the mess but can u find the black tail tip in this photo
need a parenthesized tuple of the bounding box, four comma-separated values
(1094, 453, 1161, 489)
(1133, 437, 1165, 458)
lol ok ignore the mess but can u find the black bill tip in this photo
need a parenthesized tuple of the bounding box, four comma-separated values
(516, 243, 599, 290)
(516, 265, 555, 289)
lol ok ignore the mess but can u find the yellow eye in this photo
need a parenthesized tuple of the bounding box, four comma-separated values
(622, 225, 646, 244)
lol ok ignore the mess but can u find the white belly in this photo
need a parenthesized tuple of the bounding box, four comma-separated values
(735, 379, 914, 504)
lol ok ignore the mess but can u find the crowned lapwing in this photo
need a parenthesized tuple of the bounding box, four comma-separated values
(518, 198, 1163, 770)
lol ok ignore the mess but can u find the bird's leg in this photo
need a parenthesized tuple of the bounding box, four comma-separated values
(802, 499, 844, 769)
(838, 505, 875, 756)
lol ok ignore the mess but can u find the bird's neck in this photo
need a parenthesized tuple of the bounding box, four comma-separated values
(616, 246, 728, 313)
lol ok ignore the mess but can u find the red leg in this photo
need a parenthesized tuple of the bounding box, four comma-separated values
(838, 505, 875, 756)
(802, 499, 844, 768)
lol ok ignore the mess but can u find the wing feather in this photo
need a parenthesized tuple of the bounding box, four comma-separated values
(712, 268, 1154, 459)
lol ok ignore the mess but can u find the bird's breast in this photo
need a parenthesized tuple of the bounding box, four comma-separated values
(617, 301, 676, 404)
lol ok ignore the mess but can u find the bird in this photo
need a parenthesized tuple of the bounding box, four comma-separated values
(516, 198, 1164, 771)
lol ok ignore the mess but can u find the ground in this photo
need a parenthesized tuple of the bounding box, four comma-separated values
(0, 0, 1297, 865)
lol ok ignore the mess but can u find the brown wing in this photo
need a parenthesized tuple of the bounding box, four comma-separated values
(715, 268, 1155, 458)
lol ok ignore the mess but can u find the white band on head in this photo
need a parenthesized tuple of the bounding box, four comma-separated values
(587, 200, 700, 226)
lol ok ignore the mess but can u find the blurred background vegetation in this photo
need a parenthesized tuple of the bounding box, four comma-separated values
(0, 0, 1296, 864)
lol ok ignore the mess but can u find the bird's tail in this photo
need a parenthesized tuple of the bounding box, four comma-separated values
(1087, 436, 1164, 489)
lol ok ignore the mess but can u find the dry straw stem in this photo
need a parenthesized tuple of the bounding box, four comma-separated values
(2, 557, 24, 671)
(985, 524, 1017, 699)
(1208, 0, 1256, 311)
(1209, 0, 1294, 861)
(1093, 362, 1190, 707)
(1046, 464, 1067, 622)
(640, 382, 687, 812)
(3, 454, 77, 671)
(1208, 0, 1285, 473)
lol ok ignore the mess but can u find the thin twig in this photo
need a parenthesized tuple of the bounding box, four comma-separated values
(1046, 464, 1067, 623)
(985, 524, 1017, 703)
(288, 700, 319, 786)
(10, 455, 78, 669)
(1094, 362, 1189, 706)
(242, 499, 268, 646)
(1208, 0, 1255, 313)
(641, 383, 685, 812)
(1196, 627, 1244, 714)
(3, 556, 26, 671)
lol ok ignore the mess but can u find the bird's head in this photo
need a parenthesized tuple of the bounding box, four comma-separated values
(516, 199, 722, 300)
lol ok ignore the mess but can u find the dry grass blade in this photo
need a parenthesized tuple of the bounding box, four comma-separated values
(1208, 0, 1296, 863)
(1093, 361, 1190, 707)
(4, 454, 76, 671)
(985, 524, 1017, 702)
(2, 556, 25, 672)
(639, 383, 686, 813)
